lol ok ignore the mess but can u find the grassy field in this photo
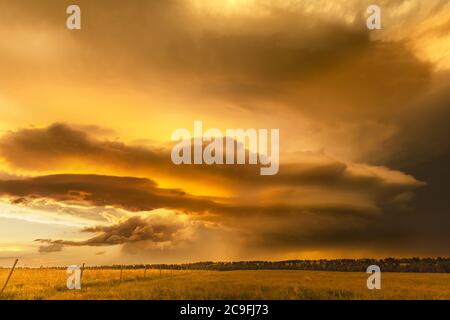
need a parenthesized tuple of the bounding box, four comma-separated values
(0, 268, 449, 300)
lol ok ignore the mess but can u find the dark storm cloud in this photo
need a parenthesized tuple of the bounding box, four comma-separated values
(0, 174, 218, 214)
(0, 0, 440, 171)
(0, 119, 433, 255)
(0, 173, 380, 217)
(0, 123, 423, 198)
(0, 123, 167, 171)
(0, 0, 447, 257)
(0, 170, 424, 253)
(32, 196, 403, 252)
(0, 0, 432, 118)
(38, 243, 63, 254)
(36, 215, 189, 247)
(0, 123, 263, 187)
(0, 124, 426, 247)
(371, 77, 450, 168)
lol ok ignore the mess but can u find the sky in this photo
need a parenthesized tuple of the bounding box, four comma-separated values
(0, 0, 449, 267)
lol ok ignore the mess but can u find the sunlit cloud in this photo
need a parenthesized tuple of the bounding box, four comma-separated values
(0, 0, 448, 264)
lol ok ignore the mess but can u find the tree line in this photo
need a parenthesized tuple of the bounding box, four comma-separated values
(91, 257, 450, 273)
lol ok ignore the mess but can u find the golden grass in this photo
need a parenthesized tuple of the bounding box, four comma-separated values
(0, 268, 449, 300)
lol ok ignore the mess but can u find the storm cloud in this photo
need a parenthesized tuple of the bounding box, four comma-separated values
(36, 215, 194, 247)
(0, 0, 448, 261)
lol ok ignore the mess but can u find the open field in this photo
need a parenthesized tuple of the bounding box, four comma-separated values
(0, 268, 449, 300)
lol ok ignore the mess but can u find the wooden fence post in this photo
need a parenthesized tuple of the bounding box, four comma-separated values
(143, 267, 147, 279)
(159, 266, 162, 277)
(80, 263, 85, 283)
(119, 268, 123, 282)
(0, 259, 19, 297)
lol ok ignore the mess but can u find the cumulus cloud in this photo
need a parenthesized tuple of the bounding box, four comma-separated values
(0, 168, 422, 219)
(36, 214, 196, 249)
(0, 123, 423, 192)
(0, 168, 423, 254)
(0, 123, 167, 172)
(38, 243, 63, 254)
(0, 174, 219, 214)
(0, 123, 425, 253)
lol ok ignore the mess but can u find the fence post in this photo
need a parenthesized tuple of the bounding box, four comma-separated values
(0, 259, 19, 297)
(159, 266, 162, 277)
(143, 267, 147, 279)
(80, 263, 85, 283)
(119, 268, 123, 282)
